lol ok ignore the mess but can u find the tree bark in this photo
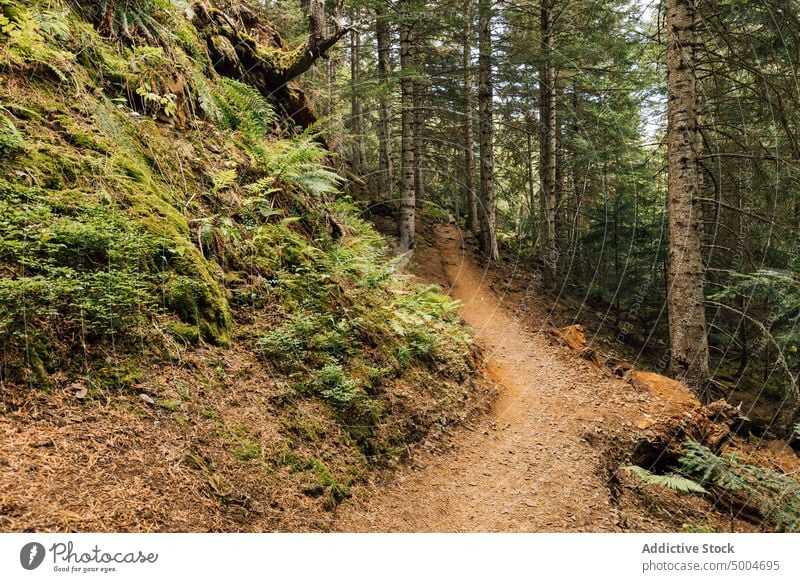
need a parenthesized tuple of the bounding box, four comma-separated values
(666, 0, 710, 395)
(376, 7, 394, 204)
(397, 0, 416, 253)
(413, 74, 426, 209)
(539, 0, 558, 279)
(463, 1, 479, 235)
(526, 115, 536, 239)
(478, 0, 498, 261)
(350, 25, 367, 179)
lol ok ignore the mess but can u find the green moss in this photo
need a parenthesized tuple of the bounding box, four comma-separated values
(23, 144, 83, 189)
(120, 191, 232, 345)
(162, 275, 230, 346)
(73, 20, 129, 87)
(233, 439, 261, 462)
(256, 42, 303, 72)
(86, 360, 145, 392)
(0, 1, 76, 84)
(0, 1, 481, 491)
(2, 103, 45, 123)
(156, 399, 181, 412)
(200, 407, 218, 420)
(281, 412, 326, 443)
(165, 320, 201, 344)
(304, 458, 351, 509)
(53, 114, 110, 154)
(12, 341, 50, 388)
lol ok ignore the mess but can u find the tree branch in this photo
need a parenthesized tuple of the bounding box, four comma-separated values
(280, 0, 354, 83)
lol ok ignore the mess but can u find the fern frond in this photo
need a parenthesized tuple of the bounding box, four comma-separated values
(211, 169, 237, 193)
(216, 78, 276, 135)
(679, 440, 748, 490)
(285, 167, 343, 196)
(31, 9, 71, 41)
(624, 465, 707, 494)
(678, 441, 800, 532)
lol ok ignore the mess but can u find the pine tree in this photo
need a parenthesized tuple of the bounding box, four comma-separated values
(397, 0, 417, 253)
(665, 0, 709, 394)
(478, 0, 498, 261)
(463, 0, 479, 236)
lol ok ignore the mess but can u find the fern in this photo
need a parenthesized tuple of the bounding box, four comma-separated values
(74, 0, 171, 46)
(31, 9, 70, 41)
(287, 166, 343, 196)
(0, 2, 74, 84)
(623, 465, 707, 494)
(186, 67, 221, 121)
(679, 441, 749, 490)
(216, 78, 276, 136)
(0, 109, 23, 158)
(248, 132, 343, 197)
(211, 169, 237, 193)
(211, 77, 340, 197)
(679, 441, 800, 532)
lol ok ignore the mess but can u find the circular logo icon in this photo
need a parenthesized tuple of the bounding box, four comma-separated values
(20, 542, 46, 570)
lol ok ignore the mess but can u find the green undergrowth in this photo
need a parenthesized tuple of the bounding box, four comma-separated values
(627, 441, 800, 532)
(1, 0, 483, 513)
(255, 217, 475, 452)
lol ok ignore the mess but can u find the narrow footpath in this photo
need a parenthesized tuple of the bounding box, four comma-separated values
(334, 224, 658, 531)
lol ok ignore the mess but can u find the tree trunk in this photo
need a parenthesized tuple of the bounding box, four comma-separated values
(736, 295, 749, 378)
(463, 1, 479, 235)
(412, 13, 426, 210)
(478, 0, 498, 261)
(376, 8, 394, 204)
(613, 194, 620, 328)
(413, 75, 426, 209)
(100, 0, 117, 35)
(397, 1, 416, 253)
(539, 0, 558, 280)
(666, 0, 710, 395)
(350, 26, 367, 180)
(526, 115, 536, 239)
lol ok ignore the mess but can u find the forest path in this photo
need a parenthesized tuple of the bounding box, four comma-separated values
(333, 224, 647, 531)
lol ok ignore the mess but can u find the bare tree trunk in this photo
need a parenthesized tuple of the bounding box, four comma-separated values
(326, 48, 341, 152)
(568, 90, 583, 271)
(539, 0, 558, 280)
(463, 1, 479, 235)
(413, 77, 426, 209)
(666, 0, 710, 395)
(478, 0, 498, 261)
(410, 15, 426, 209)
(526, 114, 536, 239)
(350, 25, 367, 180)
(376, 7, 394, 204)
(397, 0, 416, 253)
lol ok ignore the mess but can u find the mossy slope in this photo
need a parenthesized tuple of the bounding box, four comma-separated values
(0, 0, 491, 528)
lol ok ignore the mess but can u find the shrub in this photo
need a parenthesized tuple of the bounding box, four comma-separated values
(0, 111, 23, 158)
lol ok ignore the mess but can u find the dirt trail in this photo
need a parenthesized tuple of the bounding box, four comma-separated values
(333, 224, 657, 532)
